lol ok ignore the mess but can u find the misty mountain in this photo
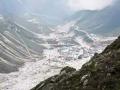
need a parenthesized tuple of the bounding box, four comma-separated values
(0, 15, 115, 89)
(1, 1, 119, 73)
(0, 0, 119, 89)
(68, 0, 120, 36)
(0, 0, 68, 25)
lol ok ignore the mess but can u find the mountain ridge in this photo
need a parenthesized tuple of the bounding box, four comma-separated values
(66, 1, 120, 36)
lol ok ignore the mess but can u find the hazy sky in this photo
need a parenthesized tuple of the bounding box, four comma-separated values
(18, 0, 115, 18)
(0, 0, 116, 21)
(21, 0, 115, 11)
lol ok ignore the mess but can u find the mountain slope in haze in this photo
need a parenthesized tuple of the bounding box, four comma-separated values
(0, 13, 116, 74)
(0, 0, 25, 16)
(0, 15, 53, 73)
(0, 20, 116, 90)
(0, 0, 64, 25)
(68, 0, 120, 36)
(31, 35, 120, 90)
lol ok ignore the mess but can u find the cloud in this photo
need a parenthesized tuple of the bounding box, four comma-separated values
(67, 0, 114, 11)
(17, 0, 23, 4)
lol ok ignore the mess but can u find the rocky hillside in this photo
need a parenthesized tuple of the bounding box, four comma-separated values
(31, 36, 120, 90)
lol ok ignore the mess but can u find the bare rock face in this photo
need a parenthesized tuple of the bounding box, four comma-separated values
(32, 36, 120, 90)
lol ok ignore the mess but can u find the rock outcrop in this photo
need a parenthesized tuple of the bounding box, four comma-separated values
(31, 36, 120, 90)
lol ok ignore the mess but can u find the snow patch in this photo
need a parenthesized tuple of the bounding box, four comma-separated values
(27, 19, 40, 24)
(55, 21, 76, 33)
